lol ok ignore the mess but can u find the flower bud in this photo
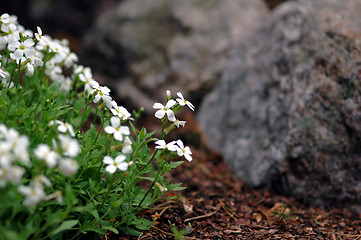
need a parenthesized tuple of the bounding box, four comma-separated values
(166, 90, 171, 100)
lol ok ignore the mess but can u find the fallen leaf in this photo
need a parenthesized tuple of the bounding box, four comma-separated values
(179, 196, 193, 213)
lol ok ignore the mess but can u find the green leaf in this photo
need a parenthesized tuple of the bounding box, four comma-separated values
(168, 183, 186, 191)
(118, 226, 141, 236)
(169, 160, 184, 169)
(73, 97, 85, 112)
(82, 167, 101, 181)
(82, 226, 105, 235)
(83, 124, 96, 150)
(145, 131, 156, 139)
(129, 121, 138, 135)
(102, 225, 119, 234)
(19, 105, 37, 122)
(49, 105, 72, 119)
(48, 81, 61, 93)
(89, 209, 100, 221)
(51, 220, 79, 236)
(0, 90, 10, 104)
(139, 176, 155, 182)
(131, 218, 153, 230)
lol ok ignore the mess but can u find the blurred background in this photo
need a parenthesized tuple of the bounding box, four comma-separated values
(2, 0, 361, 213)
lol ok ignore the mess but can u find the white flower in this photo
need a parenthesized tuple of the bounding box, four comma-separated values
(166, 90, 171, 99)
(79, 69, 99, 97)
(18, 184, 45, 207)
(0, 124, 8, 138)
(45, 59, 62, 77)
(93, 86, 112, 107)
(155, 182, 168, 192)
(122, 136, 132, 154)
(103, 155, 128, 174)
(155, 140, 177, 151)
(175, 139, 192, 162)
(104, 116, 130, 141)
(0, 165, 24, 187)
(153, 99, 176, 121)
(44, 190, 63, 204)
(0, 36, 7, 51)
(176, 92, 195, 111)
(35, 26, 48, 46)
(0, 75, 12, 87)
(26, 62, 34, 76)
(0, 62, 9, 79)
(59, 158, 78, 176)
(34, 175, 52, 187)
(18, 175, 51, 207)
(1, 22, 18, 38)
(58, 77, 72, 92)
(174, 119, 186, 128)
(8, 38, 35, 61)
(0, 142, 11, 167)
(34, 144, 59, 168)
(30, 50, 44, 67)
(0, 13, 10, 24)
(58, 135, 80, 158)
(52, 120, 75, 137)
(63, 52, 78, 68)
(6, 128, 30, 166)
(110, 101, 132, 121)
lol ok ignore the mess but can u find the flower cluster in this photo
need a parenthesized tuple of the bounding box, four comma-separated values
(0, 124, 80, 206)
(0, 12, 196, 237)
(155, 139, 192, 162)
(153, 91, 194, 162)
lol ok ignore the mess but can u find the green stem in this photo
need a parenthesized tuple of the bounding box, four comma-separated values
(7, 63, 16, 88)
(93, 102, 99, 125)
(92, 117, 105, 146)
(139, 118, 167, 172)
(15, 59, 21, 89)
(100, 174, 116, 209)
(4, 92, 14, 121)
(4, 55, 9, 68)
(76, 98, 89, 137)
(137, 155, 167, 208)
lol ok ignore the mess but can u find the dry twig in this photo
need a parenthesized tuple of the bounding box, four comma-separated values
(184, 204, 221, 222)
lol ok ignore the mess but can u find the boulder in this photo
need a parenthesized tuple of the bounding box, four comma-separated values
(80, 0, 268, 111)
(198, 0, 361, 210)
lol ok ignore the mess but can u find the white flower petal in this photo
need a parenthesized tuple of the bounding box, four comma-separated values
(176, 139, 184, 149)
(104, 126, 115, 134)
(155, 110, 165, 119)
(176, 92, 184, 100)
(166, 99, 176, 108)
(113, 131, 123, 141)
(184, 154, 192, 162)
(166, 110, 176, 122)
(120, 126, 130, 135)
(110, 116, 120, 128)
(105, 165, 116, 174)
(103, 156, 113, 165)
(115, 155, 126, 162)
(153, 103, 163, 109)
(117, 162, 128, 171)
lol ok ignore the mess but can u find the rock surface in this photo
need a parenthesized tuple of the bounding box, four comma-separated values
(80, 0, 268, 111)
(198, 0, 361, 210)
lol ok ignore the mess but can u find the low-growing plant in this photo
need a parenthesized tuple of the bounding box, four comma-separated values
(0, 13, 195, 239)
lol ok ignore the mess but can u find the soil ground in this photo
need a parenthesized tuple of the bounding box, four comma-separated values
(110, 114, 361, 240)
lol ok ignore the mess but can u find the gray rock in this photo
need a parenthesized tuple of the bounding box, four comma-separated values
(198, 0, 361, 210)
(80, 0, 267, 111)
